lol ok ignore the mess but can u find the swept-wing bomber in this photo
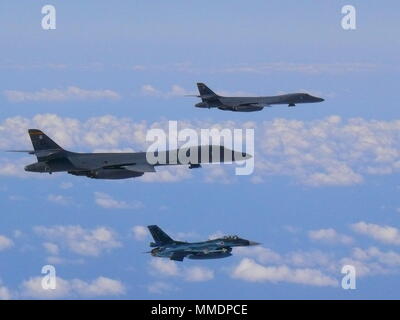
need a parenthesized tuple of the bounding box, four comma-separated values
(9, 129, 251, 180)
(193, 83, 324, 112)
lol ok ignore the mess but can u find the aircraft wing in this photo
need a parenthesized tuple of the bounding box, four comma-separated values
(170, 252, 187, 262)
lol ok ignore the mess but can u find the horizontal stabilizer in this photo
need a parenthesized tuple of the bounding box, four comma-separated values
(6, 149, 61, 158)
(6, 150, 35, 154)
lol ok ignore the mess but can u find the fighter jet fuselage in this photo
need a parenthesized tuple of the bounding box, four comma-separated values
(194, 83, 324, 112)
(147, 225, 259, 261)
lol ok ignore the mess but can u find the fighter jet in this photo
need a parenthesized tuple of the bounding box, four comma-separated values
(8, 129, 251, 180)
(147, 225, 260, 261)
(192, 83, 324, 112)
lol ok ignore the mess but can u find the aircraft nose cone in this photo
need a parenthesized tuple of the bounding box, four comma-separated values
(317, 97, 325, 102)
(247, 241, 260, 246)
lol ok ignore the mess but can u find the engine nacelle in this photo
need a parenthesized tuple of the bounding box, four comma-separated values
(195, 102, 209, 108)
(69, 168, 144, 180)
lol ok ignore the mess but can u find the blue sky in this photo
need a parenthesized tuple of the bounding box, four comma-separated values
(0, 1, 399, 299)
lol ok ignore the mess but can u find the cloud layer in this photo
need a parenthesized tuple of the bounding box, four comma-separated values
(0, 114, 399, 186)
(4, 87, 120, 103)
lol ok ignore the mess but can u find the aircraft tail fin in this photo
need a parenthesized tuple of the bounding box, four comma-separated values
(28, 129, 64, 154)
(197, 83, 219, 99)
(148, 225, 175, 245)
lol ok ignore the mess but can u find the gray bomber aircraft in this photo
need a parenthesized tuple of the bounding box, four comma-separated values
(147, 225, 260, 261)
(10, 129, 251, 180)
(193, 83, 324, 112)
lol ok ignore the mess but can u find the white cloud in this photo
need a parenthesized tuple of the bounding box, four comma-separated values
(0, 159, 28, 178)
(235, 242, 400, 281)
(70, 277, 125, 297)
(351, 222, 400, 245)
(47, 194, 72, 206)
(339, 247, 400, 277)
(0, 235, 14, 251)
(254, 116, 400, 186)
(34, 225, 121, 256)
(60, 182, 73, 189)
(231, 258, 338, 287)
(0, 281, 11, 300)
(149, 259, 214, 283)
(234, 246, 282, 264)
(147, 281, 176, 294)
(20, 276, 125, 299)
(308, 228, 353, 245)
(150, 259, 179, 277)
(183, 266, 214, 282)
(20, 276, 71, 299)
(132, 225, 148, 241)
(94, 192, 144, 209)
(43, 242, 59, 255)
(4, 86, 120, 103)
(208, 231, 225, 240)
(139, 84, 194, 98)
(140, 84, 161, 97)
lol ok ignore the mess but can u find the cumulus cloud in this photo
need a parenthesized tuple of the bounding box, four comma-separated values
(0, 281, 11, 300)
(339, 247, 400, 277)
(140, 84, 194, 98)
(254, 116, 400, 186)
(150, 259, 179, 277)
(147, 281, 176, 294)
(351, 222, 400, 245)
(231, 258, 338, 287)
(183, 266, 214, 282)
(235, 242, 400, 281)
(43, 242, 59, 255)
(34, 225, 121, 256)
(20, 276, 125, 299)
(149, 259, 214, 283)
(0, 235, 14, 251)
(308, 228, 353, 245)
(4, 86, 120, 102)
(132, 225, 148, 241)
(94, 192, 144, 210)
(47, 194, 72, 206)
(234, 246, 282, 264)
(0, 159, 30, 178)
